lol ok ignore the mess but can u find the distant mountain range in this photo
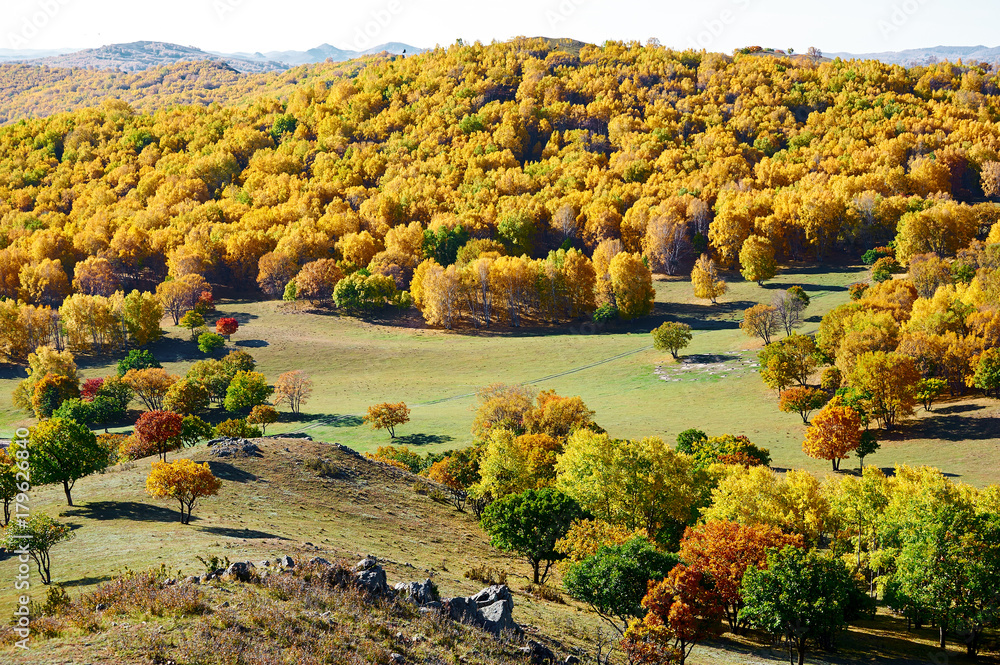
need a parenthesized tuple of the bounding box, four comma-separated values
(827, 45, 1000, 66)
(2, 41, 997, 74)
(2, 40, 425, 73)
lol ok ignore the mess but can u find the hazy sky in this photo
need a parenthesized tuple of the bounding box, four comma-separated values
(2, 0, 996, 55)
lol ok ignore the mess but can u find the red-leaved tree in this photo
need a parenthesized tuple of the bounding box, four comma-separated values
(678, 520, 804, 633)
(80, 378, 105, 402)
(216, 317, 239, 341)
(134, 410, 184, 462)
(621, 564, 723, 665)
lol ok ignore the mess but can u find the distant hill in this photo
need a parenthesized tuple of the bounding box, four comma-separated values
(24, 41, 288, 73)
(830, 45, 1000, 66)
(226, 41, 425, 65)
(0, 47, 77, 62)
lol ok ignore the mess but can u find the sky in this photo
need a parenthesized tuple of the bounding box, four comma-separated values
(2, 0, 997, 56)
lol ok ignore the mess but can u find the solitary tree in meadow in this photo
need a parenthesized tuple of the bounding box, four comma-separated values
(651, 321, 693, 360)
(146, 459, 222, 524)
(364, 402, 411, 439)
(15, 418, 112, 506)
(0, 514, 74, 584)
(216, 317, 239, 341)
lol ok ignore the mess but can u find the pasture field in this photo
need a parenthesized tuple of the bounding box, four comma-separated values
(1, 261, 998, 484)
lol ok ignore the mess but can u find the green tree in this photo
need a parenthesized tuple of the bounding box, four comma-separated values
(563, 535, 679, 636)
(856, 431, 880, 470)
(0, 450, 17, 525)
(651, 321, 693, 360)
(179, 310, 205, 340)
(0, 513, 74, 584)
(972, 348, 1000, 398)
(740, 546, 858, 665)
(480, 488, 584, 584)
(14, 419, 111, 506)
(117, 349, 160, 376)
(197, 331, 225, 355)
(180, 414, 214, 448)
(223, 371, 273, 413)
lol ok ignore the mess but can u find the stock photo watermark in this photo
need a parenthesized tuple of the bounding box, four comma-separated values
(686, 0, 752, 51)
(877, 0, 932, 39)
(6, 0, 71, 49)
(9, 427, 32, 650)
(545, 0, 586, 31)
(351, 0, 404, 51)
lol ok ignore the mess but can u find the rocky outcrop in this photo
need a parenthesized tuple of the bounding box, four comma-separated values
(355, 555, 390, 595)
(207, 438, 263, 458)
(222, 561, 256, 582)
(443, 584, 521, 636)
(394, 579, 438, 605)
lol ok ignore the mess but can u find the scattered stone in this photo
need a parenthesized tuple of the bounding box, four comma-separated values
(354, 564, 389, 596)
(390, 654, 404, 664)
(222, 561, 256, 582)
(309, 557, 331, 567)
(164, 578, 176, 585)
(564, 656, 580, 665)
(442, 585, 522, 637)
(208, 438, 263, 458)
(95, 603, 107, 612)
(184, 576, 200, 585)
(278, 555, 295, 569)
(355, 555, 379, 571)
(520, 640, 557, 664)
(394, 579, 438, 605)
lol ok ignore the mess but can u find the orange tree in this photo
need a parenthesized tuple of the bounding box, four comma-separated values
(273, 370, 313, 414)
(779, 387, 828, 424)
(802, 403, 863, 471)
(364, 401, 411, 439)
(678, 520, 803, 633)
(247, 404, 279, 435)
(134, 410, 184, 462)
(621, 564, 723, 665)
(146, 458, 222, 524)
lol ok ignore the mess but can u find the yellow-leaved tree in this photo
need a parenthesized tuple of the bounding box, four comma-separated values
(555, 430, 703, 547)
(146, 458, 222, 524)
(691, 254, 727, 304)
(739, 235, 778, 286)
(609, 251, 655, 320)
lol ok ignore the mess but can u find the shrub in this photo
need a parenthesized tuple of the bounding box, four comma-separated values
(871, 256, 901, 282)
(117, 349, 160, 376)
(118, 435, 159, 461)
(848, 282, 869, 300)
(464, 564, 508, 586)
(821, 366, 843, 392)
(223, 371, 273, 412)
(247, 404, 279, 435)
(593, 303, 618, 323)
(197, 332, 225, 355)
(213, 418, 262, 439)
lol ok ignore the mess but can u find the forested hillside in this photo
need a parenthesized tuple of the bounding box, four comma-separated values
(1, 36, 999, 336)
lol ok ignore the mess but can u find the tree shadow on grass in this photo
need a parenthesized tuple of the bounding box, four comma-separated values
(294, 414, 364, 427)
(197, 526, 287, 540)
(235, 339, 269, 348)
(393, 433, 455, 446)
(62, 574, 114, 588)
(205, 461, 258, 483)
(63, 501, 184, 523)
(893, 412, 1000, 443)
(763, 280, 848, 293)
(680, 354, 741, 364)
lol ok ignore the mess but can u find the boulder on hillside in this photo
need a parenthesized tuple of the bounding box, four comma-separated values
(442, 584, 522, 637)
(355, 556, 390, 595)
(222, 561, 256, 582)
(394, 579, 438, 605)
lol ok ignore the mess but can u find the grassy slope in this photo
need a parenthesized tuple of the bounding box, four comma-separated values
(2, 437, 996, 664)
(3, 261, 997, 484)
